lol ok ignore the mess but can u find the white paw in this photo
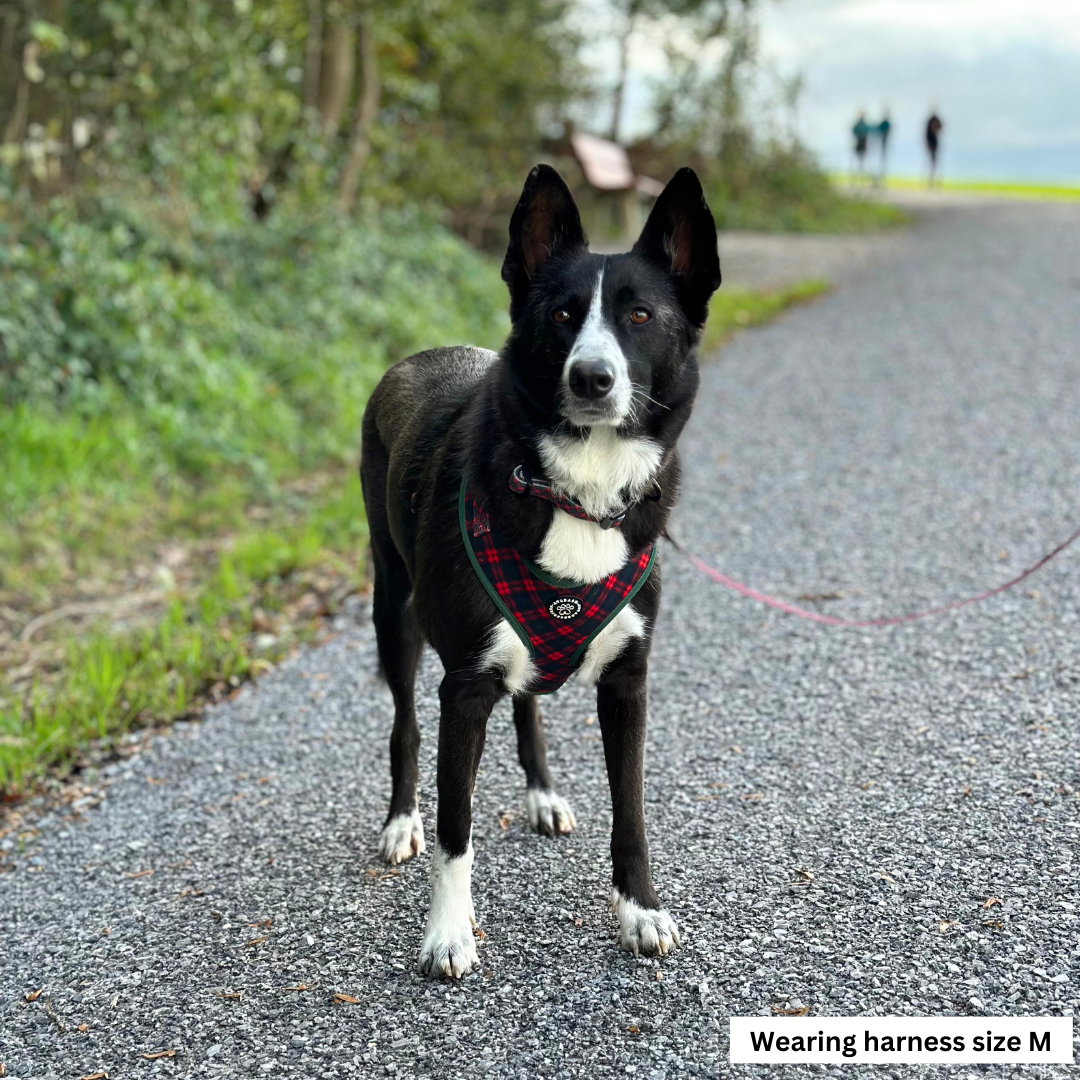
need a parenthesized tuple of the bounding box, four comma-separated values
(611, 888, 680, 956)
(418, 843, 479, 979)
(418, 918, 479, 979)
(525, 788, 577, 836)
(378, 808, 425, 865)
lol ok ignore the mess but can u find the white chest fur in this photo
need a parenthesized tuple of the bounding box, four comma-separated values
(535, 427, 661, 585)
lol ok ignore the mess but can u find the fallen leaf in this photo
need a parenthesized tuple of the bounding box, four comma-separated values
(742, 792, 763, 801)
(655, 970, 663, 982)
(859, 781, 877, 790)
(730, 745, 743, 754)
(332, 993, 360, 1005)
(498, 815, 512, 831)
(473, 927, 486, 941)
(574, 918, 583, 928)
(772, 1006, 810, 1016)
(708, 781, 729, 789)
(627, 1025, 640, 1035)
(80, 1072, 108, 1080)
(256, 777, 273, 784)
(248, 918, 273, 928)
(914, 725, 931, 735)
(100, 927, 110, 936)
(141, 1050, 176, 1060)
(280, 985, 309, 992)
(146, 777, 164, 785)
(938, 920, 960, 934)
(245, 935, 268, 947)
(126, 869, 154, 879)
(214, 991, 242, 1001)
(961, 785, 972, 797)
(25, 988, 43, 1002)
(77, 1024, 89, 1032)
(982, 920, 1004, 930)
(177, 887, 205, 899)
(871, 871, 897, 884)
(168, 859, 190, 870)
(983, 897, 1003, 909)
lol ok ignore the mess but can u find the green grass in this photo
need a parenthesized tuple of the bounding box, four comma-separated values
(0, 476, 366, 795)
(703, 279, 830, 353)
(833, 175, 1080, 202)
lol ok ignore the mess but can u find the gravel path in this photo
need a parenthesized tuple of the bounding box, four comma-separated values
(3, 200, 1079, 1079)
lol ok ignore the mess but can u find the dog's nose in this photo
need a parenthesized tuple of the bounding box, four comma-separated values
(568, 359, 614, 400)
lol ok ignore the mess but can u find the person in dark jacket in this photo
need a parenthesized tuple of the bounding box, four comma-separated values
(853, 111, 870, 180)
(926, 111, 943, 186)
(877, 109, 892, 186)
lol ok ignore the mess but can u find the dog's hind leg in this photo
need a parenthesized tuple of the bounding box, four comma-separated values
(513, 694, 576, 836)
(371, 540, 426, 865)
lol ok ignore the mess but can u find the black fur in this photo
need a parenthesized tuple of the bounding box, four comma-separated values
(360, 163, 720, 966)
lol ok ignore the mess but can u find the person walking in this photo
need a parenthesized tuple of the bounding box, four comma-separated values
(876, 109, 892, 186)
(852, 111, 870, 182)
(926, 111, 943, 186)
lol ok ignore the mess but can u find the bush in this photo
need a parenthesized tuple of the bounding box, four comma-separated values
(0, 196, 509, 510)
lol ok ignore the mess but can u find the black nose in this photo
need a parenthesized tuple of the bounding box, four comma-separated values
(568, 359, 614, 400)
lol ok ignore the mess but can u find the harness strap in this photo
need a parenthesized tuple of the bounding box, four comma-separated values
(508, 464, 632, 529)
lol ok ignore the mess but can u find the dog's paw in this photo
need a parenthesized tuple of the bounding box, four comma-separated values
(611, 888, 680, 956)
(378, 808, 426, 865)
(525, 788, 577, 836)
(417, 918, 480, 980)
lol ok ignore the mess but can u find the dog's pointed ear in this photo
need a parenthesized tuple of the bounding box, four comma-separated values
(633, 167, 721, 328)
(502, 165, 587, 318)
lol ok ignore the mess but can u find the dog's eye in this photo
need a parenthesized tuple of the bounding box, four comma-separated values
(552, 309, 570, 324)
(630, 308, 651, 325)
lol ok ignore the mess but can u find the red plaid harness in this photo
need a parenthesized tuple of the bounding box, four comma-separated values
(460, 473, 656, 695)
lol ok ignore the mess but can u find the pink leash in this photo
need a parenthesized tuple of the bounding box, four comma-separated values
(663, 523, 1080, 628)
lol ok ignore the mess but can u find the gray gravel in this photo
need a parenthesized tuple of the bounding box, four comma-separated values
(3, 199, 1079, 1079)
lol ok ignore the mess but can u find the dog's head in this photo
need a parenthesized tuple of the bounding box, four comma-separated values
(500, 164, 720, 437)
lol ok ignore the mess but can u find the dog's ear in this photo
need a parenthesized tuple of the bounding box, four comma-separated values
(502, 164, 587, 319)
(633, 167, 721, 328)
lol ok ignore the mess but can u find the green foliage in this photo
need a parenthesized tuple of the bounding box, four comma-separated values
(0, 198, 508, 507)
(708, 144, 908, 233)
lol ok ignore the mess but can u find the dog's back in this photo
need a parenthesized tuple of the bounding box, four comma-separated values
(361, 345, 496, 576)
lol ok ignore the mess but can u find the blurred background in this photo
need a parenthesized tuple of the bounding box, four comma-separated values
(1, 0, 1076, 803)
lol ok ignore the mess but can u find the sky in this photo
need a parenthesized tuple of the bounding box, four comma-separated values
(577, 0, 1080, 184)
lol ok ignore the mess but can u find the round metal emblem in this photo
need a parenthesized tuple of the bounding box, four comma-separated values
(548, 596, 583, 621)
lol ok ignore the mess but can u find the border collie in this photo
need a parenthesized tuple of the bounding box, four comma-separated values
(360, 164, 720, 977)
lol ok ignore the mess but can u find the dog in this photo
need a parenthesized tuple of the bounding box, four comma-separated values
(360, 163, 720, 978)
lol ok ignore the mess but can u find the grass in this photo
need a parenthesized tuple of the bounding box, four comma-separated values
(702, 279, 830, 353)
(0, 257, 831, 802)
(833, 176, 1080, 202)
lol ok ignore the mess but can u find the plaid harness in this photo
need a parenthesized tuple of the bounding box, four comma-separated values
(460, 474, 656, 695)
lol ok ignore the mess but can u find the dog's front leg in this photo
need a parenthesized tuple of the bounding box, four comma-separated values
(597, 657, 680, 957)
(418, 671, 500, 979)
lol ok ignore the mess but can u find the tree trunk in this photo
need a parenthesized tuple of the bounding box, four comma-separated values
(609, 4, 638, 144)
(317, 12, 355, 134)
(337, 4, 378, 213)
(303, 0, 324, 112)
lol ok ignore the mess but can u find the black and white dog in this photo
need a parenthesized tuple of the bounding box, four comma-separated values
(360, 164, 720, 978)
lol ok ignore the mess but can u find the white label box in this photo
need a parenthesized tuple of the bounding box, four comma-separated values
(730, 1016, 1074, 1064)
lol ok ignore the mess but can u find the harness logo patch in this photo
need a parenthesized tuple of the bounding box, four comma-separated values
(548, 596, 583, 621)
